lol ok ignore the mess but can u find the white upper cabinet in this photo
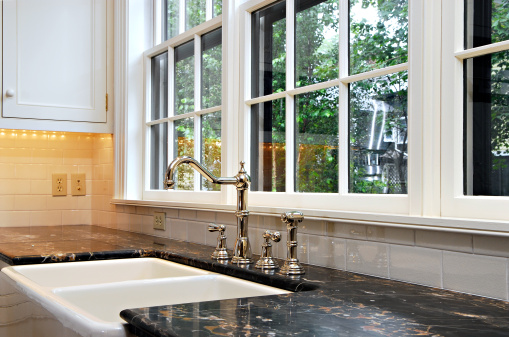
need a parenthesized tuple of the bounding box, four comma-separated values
(1, 0, 112, 133)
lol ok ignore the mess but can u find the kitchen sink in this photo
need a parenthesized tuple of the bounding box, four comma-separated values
(52, 274, 289, 323)
(1, 258, 290, 337)
(3, 258, 211, 287)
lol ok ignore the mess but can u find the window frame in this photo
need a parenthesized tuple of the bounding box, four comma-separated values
(113, 0, 509, 233)
(143, 12, 225, 204)
(441, 0, 509, 222)
(237, 0, 419, 215)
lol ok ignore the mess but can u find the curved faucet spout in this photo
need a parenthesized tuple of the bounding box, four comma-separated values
(164, 156, 236, 189)
(163, 156, 253, 264)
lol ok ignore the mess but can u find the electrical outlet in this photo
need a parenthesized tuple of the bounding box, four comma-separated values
(153, 212, 166, 230)
(52, 173, 67, 196)
(71, 173, 86, 196)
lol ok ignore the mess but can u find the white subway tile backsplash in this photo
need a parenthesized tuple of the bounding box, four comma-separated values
(247, 215, 262, 228)
(346, 240, 389, 278)
(330, 238, 347, 270)
(187, 221, 206, 245)
(179, 209, 196, 220)
(415, 230, 473, 253)
(171, 219, 188, 241)
(30, 211, 62, 227)
(443, 252, 508, 300)
(216, 211, 237, 226)
(0, 164, 15, 179)
(14, 195, 47, 211)
(389, 245, 442, 287)
(196, 211, 216, 223)
(366, 226, 385, 241)
(141, 215, 154, 235)
(249, 227, 264, 257)
(0, 196, 14, 211)
(30, 180, 51, 195)
(300, 219, 326, 236)
(225, 224, 237, 250)
(384, 227, 415, 245)
(62, 210, 91, 226)
(116, 212, 130, 231)
(128, 214, 142, 233)
(473, 235, 509, 258)
(308, 234, 333, 267)
(327, 222, 367, 240)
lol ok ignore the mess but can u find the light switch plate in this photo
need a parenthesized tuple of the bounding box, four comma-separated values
(71, 173, 86, 196)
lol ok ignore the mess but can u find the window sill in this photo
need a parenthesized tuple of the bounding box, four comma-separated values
(111, 198, 509, 237)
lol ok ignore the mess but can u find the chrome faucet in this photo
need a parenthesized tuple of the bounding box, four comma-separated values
(164, 156, 253, 264)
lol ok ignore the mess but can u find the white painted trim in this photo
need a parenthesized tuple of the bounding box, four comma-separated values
(144, 16, 222, 58)
(146, 106, 222, 125)
(340, 63, 409, 84)
(454, 39, 509, 60)
(418, 0, 441, 217)
(338, 0, 348, 195)
(245, 92, 286, 106)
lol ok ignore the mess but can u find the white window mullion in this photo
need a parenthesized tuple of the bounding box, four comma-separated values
(206, 0, 213, 21)
(286, 0, 295, 193)
(168, 46, 176, 162)
(338, 0, 349, 195)
(194, 35, 202, 190)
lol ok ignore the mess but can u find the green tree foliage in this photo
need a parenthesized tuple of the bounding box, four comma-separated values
(490, 1, 509, 172)
(185, 0, 206, 31)
(349, 0, 408, 75)
(201, 112, 221, 191)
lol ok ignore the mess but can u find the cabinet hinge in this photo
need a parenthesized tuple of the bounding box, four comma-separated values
(105, 93, 109, 112)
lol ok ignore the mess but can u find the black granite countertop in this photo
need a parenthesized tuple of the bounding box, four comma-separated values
(0, 225, 508, 337)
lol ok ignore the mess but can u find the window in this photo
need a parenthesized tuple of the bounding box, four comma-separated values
(122, 0, 509, 226)
(144, 0, 223, 202)
(242, 0, 409, 213)
(442, 0, 509, 221)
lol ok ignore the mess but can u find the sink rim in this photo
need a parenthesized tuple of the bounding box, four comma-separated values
(1, 257, 292, 335)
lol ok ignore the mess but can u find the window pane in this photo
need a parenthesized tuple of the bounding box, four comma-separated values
(201, 111, 221, 191)
(201, 29, 222, 109)
(174, 118, 195, 190)
(465, 0, 509, 49)
(295, 0, 339, 88)
(164, 0, 180, 40)
(186, 0, 206, 31)
(250, 99, 286, 192)
(175, 41, 195, 115)
(213, 0, 222, 16)
(251, 1, 286, 98)
(295, 88, 339, 193)
(151, 52, 168, 120)
(349, 71, 408, 194)
(150, 123, 168, 190)
(464, 51, 509, 196)
(349, 0, 408, 75)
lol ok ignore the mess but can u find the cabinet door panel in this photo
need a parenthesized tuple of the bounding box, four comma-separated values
(3, 0, 107, 123)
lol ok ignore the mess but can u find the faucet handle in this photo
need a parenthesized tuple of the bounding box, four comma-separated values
(208, 223, 231, 261)
(281, 211, 304, 225)
(255, 230, 281, 270)
(208, 223, 226, 233)
(262, 230, 281, 243)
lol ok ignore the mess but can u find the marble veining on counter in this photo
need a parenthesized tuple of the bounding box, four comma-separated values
(0, 225, 508, 337)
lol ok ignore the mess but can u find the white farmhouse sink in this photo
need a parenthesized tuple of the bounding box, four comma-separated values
(3, 258, 211, 287)
(53, 274, 289, 323)
(1, 258, 290, 337)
